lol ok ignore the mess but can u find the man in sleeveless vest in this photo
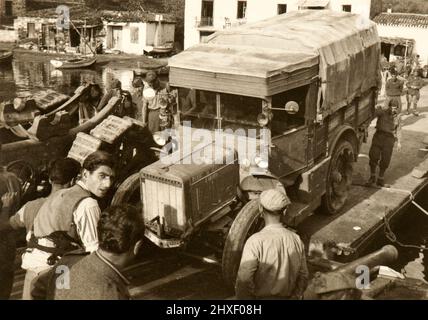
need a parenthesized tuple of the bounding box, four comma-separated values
(0, 158, 80, 300)
(21, 151, 115, 300)
(33, 205, 144, 300)
(2, 158, 80, 239)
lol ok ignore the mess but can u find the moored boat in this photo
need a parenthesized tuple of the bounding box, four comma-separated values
(0, 82, 104, 141)
(50, 56, 97, 69)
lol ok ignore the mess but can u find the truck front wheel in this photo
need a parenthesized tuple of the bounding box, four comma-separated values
(111, 172, 142, 211)
(222, 199, 264, 288)
(321, 139, 355, 215)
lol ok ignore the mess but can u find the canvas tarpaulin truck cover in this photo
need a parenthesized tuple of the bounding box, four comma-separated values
(169, 10, 381, 115)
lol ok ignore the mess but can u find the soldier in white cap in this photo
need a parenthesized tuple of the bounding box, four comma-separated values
(235, 189, 308, 300)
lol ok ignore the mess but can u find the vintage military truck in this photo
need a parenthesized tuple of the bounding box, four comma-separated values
(112, 11, 382, 286)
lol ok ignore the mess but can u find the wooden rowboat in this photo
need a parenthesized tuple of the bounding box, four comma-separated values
(50, 56, 97, 69)
(152, 45, 174, 54)
(0, 83, 103, 141)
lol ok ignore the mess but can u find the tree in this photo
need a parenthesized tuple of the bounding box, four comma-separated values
(162, 0, 184, 49)
(370, 0, 383, 18)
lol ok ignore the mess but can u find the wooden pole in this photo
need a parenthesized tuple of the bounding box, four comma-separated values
(404, 40, 408, 67)
(69, 19, 96, 56)
(84, 19, 86, 55)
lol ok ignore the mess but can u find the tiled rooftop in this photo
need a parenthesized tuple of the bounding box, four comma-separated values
(374, 12, 428, 28)
(22, 6, 175, 24)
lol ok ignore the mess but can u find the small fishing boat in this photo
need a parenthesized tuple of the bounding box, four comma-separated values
(50, 55, 97, 69)
(0, 50, 13, 64)
(0, 82, 105, 139)
(152, 44, 174, 54)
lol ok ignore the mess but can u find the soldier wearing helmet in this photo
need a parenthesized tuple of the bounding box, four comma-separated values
(235, 189, 309, 300)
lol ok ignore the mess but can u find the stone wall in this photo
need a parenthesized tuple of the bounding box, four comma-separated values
(14, 16, 56, 40)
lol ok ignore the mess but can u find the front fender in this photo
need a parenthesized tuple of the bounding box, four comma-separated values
(329, 125, 359, 160)
(239, 173, 286, 202)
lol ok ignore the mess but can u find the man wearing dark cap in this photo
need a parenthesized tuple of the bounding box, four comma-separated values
(235, 189, 309, 300)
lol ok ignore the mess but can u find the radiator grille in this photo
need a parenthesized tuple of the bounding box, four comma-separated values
(142, 177, 185, 234)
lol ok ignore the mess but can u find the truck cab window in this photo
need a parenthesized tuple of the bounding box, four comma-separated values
(178, 88, 217, 130)
(270, 85, 308, 136)
(220, 93, 261, 132)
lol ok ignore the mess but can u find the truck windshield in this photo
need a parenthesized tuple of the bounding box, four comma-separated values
(220, 93, 261, 131)
(178, 88, 262, 132)
(179, 88, 217, 130)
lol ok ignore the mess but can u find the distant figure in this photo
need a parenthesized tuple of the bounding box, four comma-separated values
(411, 54, 421, 73)
(384, 69, 404, 112)
(97, 79, 133, 118)
(366, 100, 402, 188)
(405, 69, 425, 116)
(235, 189, 309, 300)
(131, 77, 145, 121)
(78, 84, 102, 124)
(142, 71, 170, 133)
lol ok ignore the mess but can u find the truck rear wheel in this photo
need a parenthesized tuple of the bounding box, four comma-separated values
(222, 199, 264, 288)
(321, 139, 354, 215)
(111, 172, 142, 211)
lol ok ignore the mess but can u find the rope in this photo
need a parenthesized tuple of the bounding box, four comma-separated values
(383, 212, 428, 251)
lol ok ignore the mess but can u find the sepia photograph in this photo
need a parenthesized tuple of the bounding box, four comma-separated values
(1, 0, 428, 308)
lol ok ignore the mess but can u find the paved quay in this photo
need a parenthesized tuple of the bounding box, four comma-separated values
(299, 86, 428, 261)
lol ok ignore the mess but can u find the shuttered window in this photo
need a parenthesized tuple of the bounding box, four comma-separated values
(130, 27, 139, 44)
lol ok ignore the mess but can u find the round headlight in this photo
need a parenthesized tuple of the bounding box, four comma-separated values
(153, 131, 167, 146)
(241, 158, 251, 169)
(254, 156, 269, 169)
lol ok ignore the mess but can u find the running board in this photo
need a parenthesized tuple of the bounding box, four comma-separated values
(283, 198, 321, 227)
